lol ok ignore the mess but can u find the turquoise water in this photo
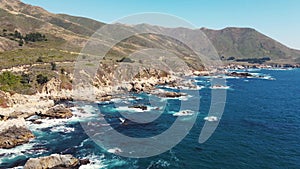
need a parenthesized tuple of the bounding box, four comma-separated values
(1, 69, 299, 168)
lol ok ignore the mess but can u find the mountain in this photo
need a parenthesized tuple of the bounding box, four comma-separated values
(0, 0, 299, 69)
(200, 27, 300, 64)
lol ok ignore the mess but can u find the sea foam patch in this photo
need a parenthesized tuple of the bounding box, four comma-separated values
(0, 142, 38, 166)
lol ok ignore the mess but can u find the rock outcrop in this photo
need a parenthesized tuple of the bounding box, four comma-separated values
(128, 105, 148, 110)
(41, 77, 73, 101)
(0, 91, 11, 108)
(24, 154, 81, 169)
(227, 72, 253, 78)
(0, 118, 34, 149)
(0, 92, 55, 119)
(39, 104, 73, 119)
(158, 92, 187, 98)
(193, 70, 211, 76)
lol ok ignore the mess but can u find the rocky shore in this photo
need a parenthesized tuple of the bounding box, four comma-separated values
(0, 67, 187, 168)
(0, 64, 297, 168)
(24, 154, 89, 169)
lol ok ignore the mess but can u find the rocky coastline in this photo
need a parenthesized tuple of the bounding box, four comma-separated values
(0, 64, 297, 168)
(0, 67, 187, 168)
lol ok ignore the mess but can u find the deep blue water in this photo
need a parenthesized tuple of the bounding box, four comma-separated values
(1, 69, 300, 169)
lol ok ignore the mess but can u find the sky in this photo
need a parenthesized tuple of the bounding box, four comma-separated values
(21, 0, 300, 49)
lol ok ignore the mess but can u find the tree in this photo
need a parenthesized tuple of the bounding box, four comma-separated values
(24, 32, 47, 42)
(18, 39, 24, 46)
(51, 62, 57, 70)
(2, 29, 7, 37)
(14, 30, 22, 39)
(36, 74, 49, 85)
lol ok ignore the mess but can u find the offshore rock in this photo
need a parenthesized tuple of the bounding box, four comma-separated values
(24, 154, 80, 169)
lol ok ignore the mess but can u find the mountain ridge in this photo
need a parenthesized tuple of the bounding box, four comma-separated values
(0, 0, 299, 66)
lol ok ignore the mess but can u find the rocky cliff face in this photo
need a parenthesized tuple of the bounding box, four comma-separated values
(0, 90, 11, 108)
(0, 118, 34, 149)
(0, 92, 55, 117)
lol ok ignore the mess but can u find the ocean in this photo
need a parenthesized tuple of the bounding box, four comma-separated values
(1, 69, 299, 169)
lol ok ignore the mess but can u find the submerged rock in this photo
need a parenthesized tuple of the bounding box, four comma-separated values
(39, 104, 73, 119)
(24, 154, 81, 169)
(128, 105, 148, 110)
(228, 72, 253, 78)
(158, 92, 187, 98)
(0, 118, 35, 149)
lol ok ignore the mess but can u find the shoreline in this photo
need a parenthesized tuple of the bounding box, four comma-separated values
(0, 64, 296, 119)
(0, 65, 297, 168)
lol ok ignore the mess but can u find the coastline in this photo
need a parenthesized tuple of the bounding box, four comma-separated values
(0, 64, 298, 168)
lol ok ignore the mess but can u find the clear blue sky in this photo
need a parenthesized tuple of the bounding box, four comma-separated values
(21, 0, 300, 49)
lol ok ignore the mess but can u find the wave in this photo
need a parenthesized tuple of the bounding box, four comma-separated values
(79, 154, 106, 169)
(147, 159, 171, 169)
(0, 142, 44, 167)
(114, 105, 159, 113)
(50, 125, 75, 133)
(210, 85, 230, 90)
(27, 105, 98, 132)
(162, 85, 204, 91)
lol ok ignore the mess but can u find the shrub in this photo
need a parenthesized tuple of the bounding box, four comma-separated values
(36, 56, 43, 63)
(20, 74, 30, 84)
(0, 72, 28, 93)
(0, 72, 20, 86)
(36, 74, 49, 85)
(18, 39, 24, 46)
(60, 68, 65, 74)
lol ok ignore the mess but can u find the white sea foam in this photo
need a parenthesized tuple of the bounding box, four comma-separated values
(173, 110, 195, 117)
(264, 68, 293, 71)
(147, 159, 171, 168)
(79, 154, 106, 169)
(11, 166, 23, 169)
(159, 94, 192, 101)
(261, 76, 276, 80)
(115, 105, 158, 113)
(107, 147, 123, 154)
(115, 106, 146, 113)
(0, 142, 38, 166)
(71, 105, 98, 120)
(245, 68, 261, 72)
(0, 143, 34, 156)
(210, 85, 230, 90)
(27, 105, 98, 132)
(50, 125, 75, 133)
(110, 98, 123, 103)
(163, 85, 204, 90)
(221, 75, 240, 79)
(110, 96, 143, 103)
(204, 116, 219, 122)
